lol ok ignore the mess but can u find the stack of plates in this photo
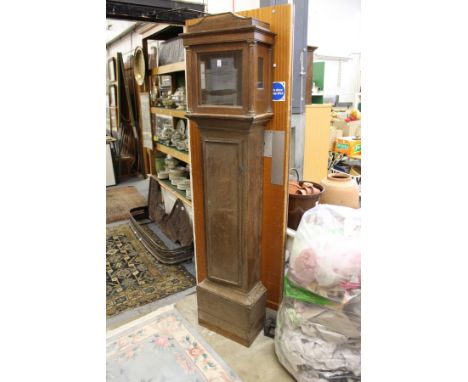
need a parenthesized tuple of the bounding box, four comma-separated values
(157, 170, 169, 179)
(169, 169, 185, 180)
(177, 179, 191, 190)
(165, 156, 179, 170)
(171, 176, 186, 186)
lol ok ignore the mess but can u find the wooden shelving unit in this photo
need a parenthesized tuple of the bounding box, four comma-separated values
(151, 61, 185, 75)
(149, 62, 189, 172)
(156, 178, 192, 207)
(146, 39, 191, 211)
(155, 142, 190, 163)
(150, 107, 187, 119)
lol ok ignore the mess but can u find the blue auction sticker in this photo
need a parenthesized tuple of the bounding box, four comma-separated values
(272, 81, 286, 102)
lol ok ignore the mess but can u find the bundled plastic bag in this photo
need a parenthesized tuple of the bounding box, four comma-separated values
(289, 204, 361, 304)
(275, 286, 361, 382)
(275, 205, 361, 381)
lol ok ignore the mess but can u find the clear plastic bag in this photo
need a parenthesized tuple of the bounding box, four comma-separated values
(289, 204, 361, 304)
(275, 293, 361, 382)
(275, 204, 361, 381)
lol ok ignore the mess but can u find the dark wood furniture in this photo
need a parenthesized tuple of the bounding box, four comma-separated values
(306, 46, 318, 105)
(182, 12, 275, 346)
(187, 4, 293, 312)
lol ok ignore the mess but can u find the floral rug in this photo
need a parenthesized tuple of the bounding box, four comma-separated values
(107, 224, 195, 317)
(106, 304, 242, 382)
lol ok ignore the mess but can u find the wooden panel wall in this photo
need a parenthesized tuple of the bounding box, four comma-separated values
(186, 4, 292, 310)
(303, 104, 332, 183)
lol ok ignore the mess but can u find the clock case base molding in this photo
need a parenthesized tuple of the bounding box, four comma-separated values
(197, 279, 267, 347)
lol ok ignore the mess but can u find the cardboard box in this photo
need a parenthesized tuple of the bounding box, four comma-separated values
(334, 137, 361, 156)
(332, 119, 361, 137)
(329, 128, 343, 151)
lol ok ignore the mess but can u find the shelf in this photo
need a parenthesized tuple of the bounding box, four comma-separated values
(150, 107, 187, 119)
(155, 142, 190, 163)
(156, 178, 192, 207)
(151, 62, 185, 75)
(143, 25, 183, 41)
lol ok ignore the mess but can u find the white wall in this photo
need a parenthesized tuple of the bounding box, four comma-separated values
(308, 0, 360, 57)
(107, 31, 143, 61)
(207, 0, 260, 14)
(307, 0, 361, 103)
(106, 20, 135, 43)
(317, 53, 360, 103)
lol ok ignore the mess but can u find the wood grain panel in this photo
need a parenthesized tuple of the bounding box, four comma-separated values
(260, 156, 287, 308)
(303, 104, 332, 183)
(187, 4, 292, 309)
(188, 119, 207, 283)
(203, 139, 242, 286)
(238, 4, 292, 310)
(151, 61, 185, 75)
(150, 107, 187, 119)
(305, 46, 318, 105)
(145, 148, 153, 175)
(155, 143, 190, 163)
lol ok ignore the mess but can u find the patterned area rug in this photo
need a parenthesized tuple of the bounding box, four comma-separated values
(107, 186, 146, 223)
(107, 305, 241, 382)
(107, 224, 195, 317)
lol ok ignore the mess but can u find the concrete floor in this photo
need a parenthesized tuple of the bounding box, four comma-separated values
(175, 293, 294, 382)
(110, 174, 150, 196)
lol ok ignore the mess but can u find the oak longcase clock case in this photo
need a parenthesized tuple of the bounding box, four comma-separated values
(182, 12, 275, 346)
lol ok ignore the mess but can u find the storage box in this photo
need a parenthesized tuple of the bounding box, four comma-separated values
(328, 127, 343, 151)
(334, 137, 361, 156)
(332, 119, 361, 137)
